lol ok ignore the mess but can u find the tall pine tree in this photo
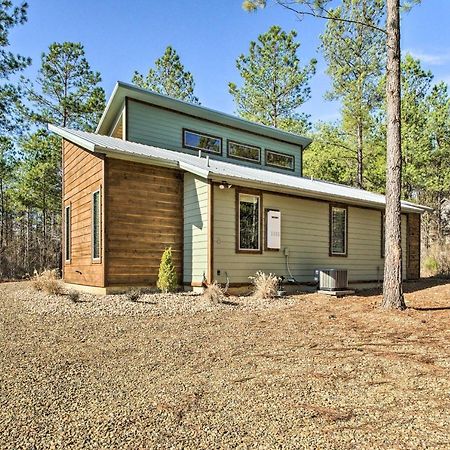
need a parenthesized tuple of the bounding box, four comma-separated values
(27, 42, 105, 130)
(320, 0, 385, 188)
(132, 46, 199, 104)
(229, 25, 316, 133)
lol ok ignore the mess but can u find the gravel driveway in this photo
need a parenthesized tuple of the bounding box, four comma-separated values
(1, 280, 449, 449)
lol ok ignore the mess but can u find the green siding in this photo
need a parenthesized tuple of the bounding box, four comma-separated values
(213, 186, 407, 284)
(183, 173, 209, 283)
(126, 99, 303, 176)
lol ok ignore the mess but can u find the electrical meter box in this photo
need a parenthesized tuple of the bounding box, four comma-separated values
(266, 210, 281, 250)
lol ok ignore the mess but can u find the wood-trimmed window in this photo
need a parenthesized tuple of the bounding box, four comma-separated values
(92, 189, 101, 261)
(183, 128, 222, 154)
(236, 190, 262, 253)
(228, 140, 261, 163)
(381, 211, 385, 258)
(64, 204, 71, 263)
(329, 204, 348, 257)
(265, 149, 295, 171)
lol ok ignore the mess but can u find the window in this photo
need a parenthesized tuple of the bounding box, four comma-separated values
(381, 212, 385, 258)
(228, 141, 261, 163)
(92, 190, 101, 260)
(64, 205, 71, 262)
(183, 129, 222, 154)
(265, 150, 295, 171)
(330, 205, 347, 256)
(238, 192, 261, 252)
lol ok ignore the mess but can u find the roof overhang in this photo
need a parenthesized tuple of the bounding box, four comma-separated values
(207, 174, 429, 214)
(50, 124, 431, 215)
(96, 81, 312, 149)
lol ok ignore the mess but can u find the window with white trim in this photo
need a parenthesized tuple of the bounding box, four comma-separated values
(330, 206, 347, 256)
(238, 193, 261, 251)
(64, 205, 71, 262)
(92, 190, 101, 260)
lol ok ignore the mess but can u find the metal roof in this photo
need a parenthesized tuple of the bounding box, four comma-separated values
(49, 124, 430, 214)
(95, 81, 312, 148)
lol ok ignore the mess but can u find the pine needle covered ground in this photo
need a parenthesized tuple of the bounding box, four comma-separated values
(0, 280, 449, 449)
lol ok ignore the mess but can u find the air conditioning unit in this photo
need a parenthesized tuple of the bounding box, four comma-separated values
(318, 269, 348, 291)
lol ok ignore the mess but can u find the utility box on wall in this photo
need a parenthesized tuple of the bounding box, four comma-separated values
(266, 210, 281, 250)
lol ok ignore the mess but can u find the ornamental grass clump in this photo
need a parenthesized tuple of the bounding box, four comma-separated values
(249, 271, 278, 299)
(202, 281, 225, 304)
(32, 269, 63, 295)
(157, 247, 178, 293)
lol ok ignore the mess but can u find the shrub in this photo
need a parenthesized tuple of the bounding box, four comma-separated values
(32, 269, 63, 295)
(126, 288, 141, 302)
(249, 271, 279, 299)
(424, 256, 439, 274)
(68, 290, 80, 303)
(423, 243, 450, 277)
(203, 281, 224, 304)
(157, 247, 178, 293)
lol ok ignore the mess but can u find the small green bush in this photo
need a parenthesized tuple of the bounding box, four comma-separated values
(424, 256, 439, 273)
(157, 247, 177, 293)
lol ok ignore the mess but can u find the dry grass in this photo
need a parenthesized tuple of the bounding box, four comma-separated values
(202, 281, 225, 304)
(423, 243, 450, 277)
(0, 279, 449, 449)
(249, 270, 279, 299)
(31, 269, 63, 295)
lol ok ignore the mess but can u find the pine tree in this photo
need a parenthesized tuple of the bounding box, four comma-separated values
(400, 54, 433, 199)
(242, 0, 420, 309)
(229, 25, 316, 133)
(320, 0, 385, 188)
(0, 1, 30, 277)
(14, 42, 106, 274)
(27, 42, 106, 130)
(133, 46, 199, 104)
(157, 247, 178, 293)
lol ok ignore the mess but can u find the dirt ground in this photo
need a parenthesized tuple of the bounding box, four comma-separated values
(0, 280, 449, 449)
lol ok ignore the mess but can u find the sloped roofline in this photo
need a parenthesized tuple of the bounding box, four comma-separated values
(50, 124, 431, 214)
(95, 81, 312, 148)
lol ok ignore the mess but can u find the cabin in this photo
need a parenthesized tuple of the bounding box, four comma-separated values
(50, 81, 428, 294)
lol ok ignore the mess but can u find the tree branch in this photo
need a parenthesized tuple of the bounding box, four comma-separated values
(275, 0, 387, 35)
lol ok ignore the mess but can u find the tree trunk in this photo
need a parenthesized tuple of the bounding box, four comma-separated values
(382, 0, 406, 310)
(356, 120, 364, 189)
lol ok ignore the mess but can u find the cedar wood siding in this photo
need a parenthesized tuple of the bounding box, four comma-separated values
(105, 159, 183, 286)
(63, 140, 105, 286)
(212, 185, 409, 284)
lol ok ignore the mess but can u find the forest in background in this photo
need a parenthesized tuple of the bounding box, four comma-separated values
(1, 0, 449, 280)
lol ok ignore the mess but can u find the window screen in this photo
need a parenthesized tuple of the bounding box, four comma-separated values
(92, 190, 101, 260)
(266, 150, 295, 170)
(183, 129, 221, 154)
(228, 141, 261, 163)
(330, 206, 347, 255)
(239, 193, 260, 251)
(65, 205, 71, 261)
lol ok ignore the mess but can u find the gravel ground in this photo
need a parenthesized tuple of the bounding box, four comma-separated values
(1, 280, 449, 449)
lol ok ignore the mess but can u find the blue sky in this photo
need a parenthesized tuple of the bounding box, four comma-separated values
(10, 0, 450, 122)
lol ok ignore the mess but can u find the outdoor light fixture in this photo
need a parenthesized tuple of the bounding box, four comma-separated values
(219, 181, 233, 190)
